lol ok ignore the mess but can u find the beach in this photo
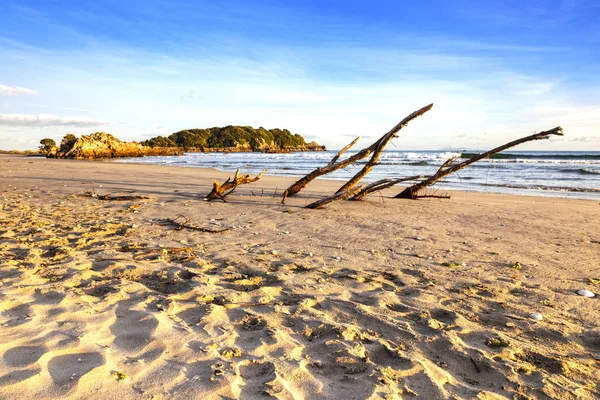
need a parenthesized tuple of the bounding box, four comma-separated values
(1, 154, 599, 399)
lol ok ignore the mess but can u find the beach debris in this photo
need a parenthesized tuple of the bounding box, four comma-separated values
(469, 357, 481, 373)
(239, 314, 266, 331)
(282, 103, 433, 203)
(485, 337, 510, 348)
(221, 348, 242, 359)
(576, 289, 595, 298)
(112, 371, 127, 381)
(205, 168, 266, 201)
(79, 183, 151, 201)
(442, 262, 462, 267)
(396, 126, 564, 199)
(166, 215, 229, 233)
(121, 245, 196, 262)
(511, 262, 523, 270)
(588, 278, 600, 286)
(529, 313, 544, 321)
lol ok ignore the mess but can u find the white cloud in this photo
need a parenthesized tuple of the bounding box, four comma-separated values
(0, 84, 37, 96)
(571, 136, 600, 143)
(0, 114, 108, 127)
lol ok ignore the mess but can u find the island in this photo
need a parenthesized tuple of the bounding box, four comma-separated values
(39, 126, 325, 159)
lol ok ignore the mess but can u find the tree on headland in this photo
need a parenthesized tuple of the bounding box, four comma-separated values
(39, 138, 56, 155)
(60, 134, 78, 153)
(141, 135, 177, 148)
(141, 126, 319, 151)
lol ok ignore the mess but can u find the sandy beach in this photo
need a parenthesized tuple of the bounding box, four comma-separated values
(1, 154, 599, 399)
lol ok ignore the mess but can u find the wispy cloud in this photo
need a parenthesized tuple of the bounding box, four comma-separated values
(0, 114, 108, 127)
(0, 83, 36, 96)
(571, 136, 600, 143)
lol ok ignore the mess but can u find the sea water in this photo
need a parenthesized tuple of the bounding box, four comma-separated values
(116, 150, 600, 200)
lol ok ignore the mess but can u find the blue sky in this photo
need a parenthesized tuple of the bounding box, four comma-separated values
(1, 0, 599, 150)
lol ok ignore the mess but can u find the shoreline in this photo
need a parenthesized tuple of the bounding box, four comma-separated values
(3, 153, 600, 203)
(111, 152, 600, 201)
(1, 154, 599, 399)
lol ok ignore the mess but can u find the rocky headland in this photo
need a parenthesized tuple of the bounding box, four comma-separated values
(40, 126, 325, 159)
(42, 132, 183, 159)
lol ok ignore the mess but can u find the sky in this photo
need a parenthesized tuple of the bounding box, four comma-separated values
(1, 0, 599, 151)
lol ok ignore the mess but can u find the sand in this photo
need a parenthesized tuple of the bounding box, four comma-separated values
(0, 154, 599, 399)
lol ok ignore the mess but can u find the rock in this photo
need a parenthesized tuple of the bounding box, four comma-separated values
(529, 313, 543, 321)
(52, 132, 182, 159)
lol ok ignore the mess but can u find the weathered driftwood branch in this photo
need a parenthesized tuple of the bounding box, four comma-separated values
(350, 175, 424, 201)
(281, 103, 433, 202)
(205, 169, 266, 201)
(395, 127, 564, 199)
(166, 215, 229, 233)
(328, 137, 361, 166)
(335, 104, 433, 194)
(281, 136, 361, 203)
(80, 190, 150, 201)
(306, 186, 363, 209)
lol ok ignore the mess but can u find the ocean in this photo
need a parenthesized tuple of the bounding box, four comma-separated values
(116, 150, 600, 200)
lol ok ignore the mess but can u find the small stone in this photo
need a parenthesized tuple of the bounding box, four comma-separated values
(415, 237, 423, 241)
(270, 250, 278, 255)
(576, 289, 595, 298)
(529, 313, 543, 321)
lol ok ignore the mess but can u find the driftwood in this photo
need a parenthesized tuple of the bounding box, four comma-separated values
(281, 104, 433, 202)
(281, 137, 361, 203)
(350, 175, 424, 201)
(85, 193, 150, 201)
(306, 186, 363, 209)
(205, 169, 266, 201)
(78, 184, 151, 201)
(335, 104, 433, 194)
(395, 127, 564, 199)
(166, 215, 229, 233)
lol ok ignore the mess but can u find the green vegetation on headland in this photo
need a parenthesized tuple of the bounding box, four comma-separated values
(37, 126, 325, 159)
(141, 125, 325, 152)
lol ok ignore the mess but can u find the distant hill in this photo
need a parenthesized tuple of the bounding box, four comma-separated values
(141, 126, 325, 152)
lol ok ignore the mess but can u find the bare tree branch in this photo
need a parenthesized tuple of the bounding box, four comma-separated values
(395, 127, 564, 199)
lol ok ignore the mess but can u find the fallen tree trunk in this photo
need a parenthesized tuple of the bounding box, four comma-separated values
(395, 127, 564, 199)
(350, 175, 424, 201)
(281, 137, 361, 203)
(306, 186, 363, 209)
(281, 103, 433, 202)
(205, 169, 266, 201)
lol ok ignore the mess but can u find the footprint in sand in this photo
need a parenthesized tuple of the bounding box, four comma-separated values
(3, 345, 46, 367)
(0, 345, 46, 386)
(110, 299, 159, 352)
(47, 352, 104, 391)
(237, 361, 281, 397)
